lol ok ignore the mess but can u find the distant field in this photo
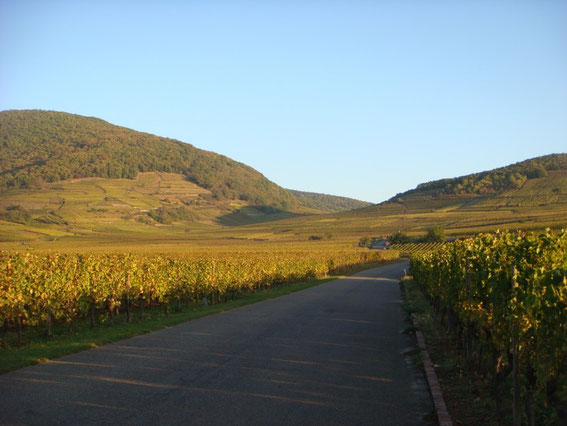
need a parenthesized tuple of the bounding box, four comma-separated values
(1, 169, 566, 253)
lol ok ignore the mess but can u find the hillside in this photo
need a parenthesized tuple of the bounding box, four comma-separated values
(0, 111, 564, 250)
(341, 154, 567, 235)
(0, 110, 379, 244)
(391, 154, 567, 200)
(0, 110, 296, 210)
(226, 154, 567, 244)
(288, 190, 371, 213)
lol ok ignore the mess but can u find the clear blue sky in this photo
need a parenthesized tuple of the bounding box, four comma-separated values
(1, 0, 566, 203)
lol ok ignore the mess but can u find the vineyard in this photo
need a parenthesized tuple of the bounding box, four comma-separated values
(411, 230, 567, 424)
(390, 242, 445, 255)
(0, 248, 398, 341)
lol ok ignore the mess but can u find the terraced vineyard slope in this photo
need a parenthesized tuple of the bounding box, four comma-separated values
(0, 110, 368, 245)
(1, 110, 564, 249)
(0, 110, 296, 209)
(253, 154, 567, 241)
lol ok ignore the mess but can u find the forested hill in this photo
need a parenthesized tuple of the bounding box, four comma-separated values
(289, 190, 372, 212)
(0, 110, 296, 209)
(390, 153, 567, 200)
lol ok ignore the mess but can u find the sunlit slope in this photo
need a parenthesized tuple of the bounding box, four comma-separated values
(343, 159, 567, 236)
(360, 154, 567, 215)
(0, 110, 564, 248)
(0, 110, 378, 244)
(0, 173, 218, 241)
(2, 164, 565, 248)
(0, 109, 297, 209)
(233, 160, 567, 241)
(0, 111, 362, 245)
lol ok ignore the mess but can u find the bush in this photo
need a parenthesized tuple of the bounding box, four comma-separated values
(0, 205, 33, 225)
(147, 206, 198, 224)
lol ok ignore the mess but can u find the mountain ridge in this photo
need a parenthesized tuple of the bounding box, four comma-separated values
(288, 189, 372, 213)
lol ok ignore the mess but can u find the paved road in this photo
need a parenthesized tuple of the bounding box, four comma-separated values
(0, 262, 433, 425)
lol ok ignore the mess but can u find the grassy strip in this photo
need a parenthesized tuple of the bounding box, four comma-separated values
(0, 260, 396, 374)
(400, 277, 502, 426)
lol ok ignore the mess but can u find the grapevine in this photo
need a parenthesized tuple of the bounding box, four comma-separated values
(0, 249, 398, 333)
(410, 229, 567, 424)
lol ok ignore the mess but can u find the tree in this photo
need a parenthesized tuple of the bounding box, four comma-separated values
(358, 236, 371, 247)
(389, 231, 413, 244)
(526, 164, 548, 179)
(424, 227, 445, 243)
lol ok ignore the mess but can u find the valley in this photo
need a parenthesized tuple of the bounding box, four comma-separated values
(1, 110, 565, 253)
(1, 110, 566, 425)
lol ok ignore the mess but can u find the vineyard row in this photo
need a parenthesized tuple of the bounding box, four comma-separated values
(0, 249, 399, 338)
(410, 229, 567, 424)
(390, 242, 445, 255)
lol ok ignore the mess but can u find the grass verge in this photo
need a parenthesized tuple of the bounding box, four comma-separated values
(400, 277, 502, 426)
(0, 260, 399, 374)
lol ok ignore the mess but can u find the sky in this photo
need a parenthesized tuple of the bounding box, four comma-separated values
(1, 1, 566, 203)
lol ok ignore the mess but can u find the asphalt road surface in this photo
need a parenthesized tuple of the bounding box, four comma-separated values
(0, 261, 434, 425)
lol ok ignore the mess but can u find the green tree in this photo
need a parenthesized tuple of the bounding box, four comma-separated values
(424, 227, 445, 243)
(526, 164, 548, 179)
(389, 231, 413, 244)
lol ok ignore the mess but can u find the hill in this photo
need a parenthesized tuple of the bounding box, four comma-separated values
(391, 154, 567, 200)
(224, 154, 567, 244)
(338, 153, 567, 236)
(0, 110, 296, 210)
(375, 153, 567, 214)
(0, 111, 564, 250)
(0, 110, 376, 245)
(288, 190, 372, 213)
